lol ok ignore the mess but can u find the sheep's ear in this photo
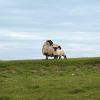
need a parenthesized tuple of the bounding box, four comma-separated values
(47, 40, 53, 45)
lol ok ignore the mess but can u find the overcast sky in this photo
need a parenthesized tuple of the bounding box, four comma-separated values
(0, 0, 100, 60)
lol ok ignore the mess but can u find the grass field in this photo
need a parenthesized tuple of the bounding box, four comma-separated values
(0, 57, 100, 100)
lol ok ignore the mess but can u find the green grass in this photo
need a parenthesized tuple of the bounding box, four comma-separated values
(0, 57, 100, 100)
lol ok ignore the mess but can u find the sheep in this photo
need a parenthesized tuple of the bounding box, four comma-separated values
(52, 44, 60, 59)
(42, 40, 54, 59)
(42, 40, 61, 59)
(56, 46, 67, 59)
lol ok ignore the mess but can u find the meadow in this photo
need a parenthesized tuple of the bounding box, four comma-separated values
(0, 57, 100, 100)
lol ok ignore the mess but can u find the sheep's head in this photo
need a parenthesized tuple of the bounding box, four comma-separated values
(58, 46, 61, 49)
(46, 40, 53, 46)
(53, 47, 58, 51)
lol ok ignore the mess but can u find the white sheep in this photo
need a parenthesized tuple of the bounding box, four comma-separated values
(42, 40, 54, 59)
(56, 47, 67, 59)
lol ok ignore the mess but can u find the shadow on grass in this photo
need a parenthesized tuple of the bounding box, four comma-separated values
(0, 96, 10, 100)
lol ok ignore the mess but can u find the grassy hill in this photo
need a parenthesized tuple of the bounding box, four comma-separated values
(0, 57, 100, 100)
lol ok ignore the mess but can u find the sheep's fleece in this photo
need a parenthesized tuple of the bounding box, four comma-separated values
(42, 40, 59, 56)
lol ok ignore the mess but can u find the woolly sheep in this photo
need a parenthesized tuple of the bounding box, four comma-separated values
(56, 47, 67, 59)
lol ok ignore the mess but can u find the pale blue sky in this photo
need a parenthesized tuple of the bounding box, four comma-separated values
(0, 0, 100, 60)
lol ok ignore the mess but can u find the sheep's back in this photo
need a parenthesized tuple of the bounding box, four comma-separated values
(57, 49, 65, 56)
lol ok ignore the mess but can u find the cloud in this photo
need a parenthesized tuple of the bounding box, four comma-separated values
(0, 30, 46, 40)
(9, 32, 44, 40)
(0, 0, 100, 32)
(0, 30, 100, 59)
(0, 42, 9, 49)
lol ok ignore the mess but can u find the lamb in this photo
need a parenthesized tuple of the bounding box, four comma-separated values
(52, 44, 61, 59)
(56, 46, 67, 59)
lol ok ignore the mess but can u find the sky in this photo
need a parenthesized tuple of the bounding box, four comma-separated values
(0, 0, 100, 60)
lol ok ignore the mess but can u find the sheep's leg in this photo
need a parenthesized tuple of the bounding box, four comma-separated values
(64, 55, 67, 59)
(54, 55, 56, 59)
(59, 56, 61, 59)
(54, 55, 58, 59)
(46, 55, 48, 60)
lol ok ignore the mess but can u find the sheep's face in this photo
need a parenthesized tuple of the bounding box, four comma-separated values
(46, 40, 53, 46)
(53, 47, 57, 51)
(58, 46, 61, 49)
(45, 42, 51, 46)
